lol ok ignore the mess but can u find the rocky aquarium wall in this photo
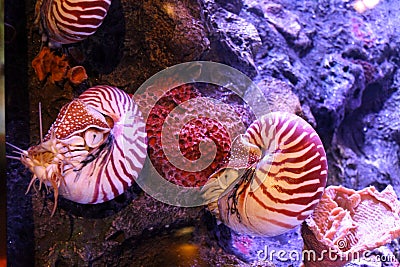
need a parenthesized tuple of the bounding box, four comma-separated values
(5, 0, 400, 266)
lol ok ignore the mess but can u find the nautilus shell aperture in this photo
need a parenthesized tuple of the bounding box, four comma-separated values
(203, 112, 328, 236)
(20, 85, 147, 213)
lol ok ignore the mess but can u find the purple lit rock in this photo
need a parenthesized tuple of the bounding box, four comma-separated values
(203, 0, 262, 78)
(244, 0, 313, 54)
(332, 67, 400, 195)
(317, 53, 366, 128)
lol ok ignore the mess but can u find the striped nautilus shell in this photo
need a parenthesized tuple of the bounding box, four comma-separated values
(202, 112, 328, 236)
(35, 0, 111, 46)
(11, 85, 146, 215)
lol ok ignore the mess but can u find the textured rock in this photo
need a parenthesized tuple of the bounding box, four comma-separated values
(350, 59, 382, 86)
(331, 69, 400, 194)
(318, 53, 366, 130)
(32, 192, 201, 266)
(244, 0, 313, 54)
(86, 0, 210, 89)
(196, 83, 256, 127)
(215, 0, 244, 14)
(203, 1, 262, 78)
(244, 77, 302, 116)
(208, 218, 304, 266)
(138, 1, 210, 65)
(261, 2, 312, 54)
(244, 77, 320, 127)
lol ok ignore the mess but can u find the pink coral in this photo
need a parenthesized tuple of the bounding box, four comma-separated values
(301, 185, 400, 266)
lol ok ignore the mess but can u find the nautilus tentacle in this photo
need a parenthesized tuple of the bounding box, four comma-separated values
(202, 112, 328, 236)
(37, 0, 112, 46)
(16, 85, 147, 214)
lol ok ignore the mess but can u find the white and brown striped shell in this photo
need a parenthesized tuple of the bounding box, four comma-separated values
(17, 85, 147, 215)
(35, 0, 111, 46)
(202, 112, 328, 236)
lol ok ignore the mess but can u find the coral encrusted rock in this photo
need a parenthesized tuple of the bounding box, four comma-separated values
(301, 185, 400, 267)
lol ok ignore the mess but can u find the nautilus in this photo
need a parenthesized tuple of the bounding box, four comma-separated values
(202, 112, 328, 236)
(8, 85, 147, 215)
(35, 0, 112, 46)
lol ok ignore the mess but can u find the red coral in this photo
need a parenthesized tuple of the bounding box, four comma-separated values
(32, 47, 68, 82)
(135, 84, 246, 187)
(31, 47, 87, 84)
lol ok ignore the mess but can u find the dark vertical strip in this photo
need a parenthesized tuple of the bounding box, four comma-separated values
(0, 0, 5, 265)
(5, 0, 35, 265)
